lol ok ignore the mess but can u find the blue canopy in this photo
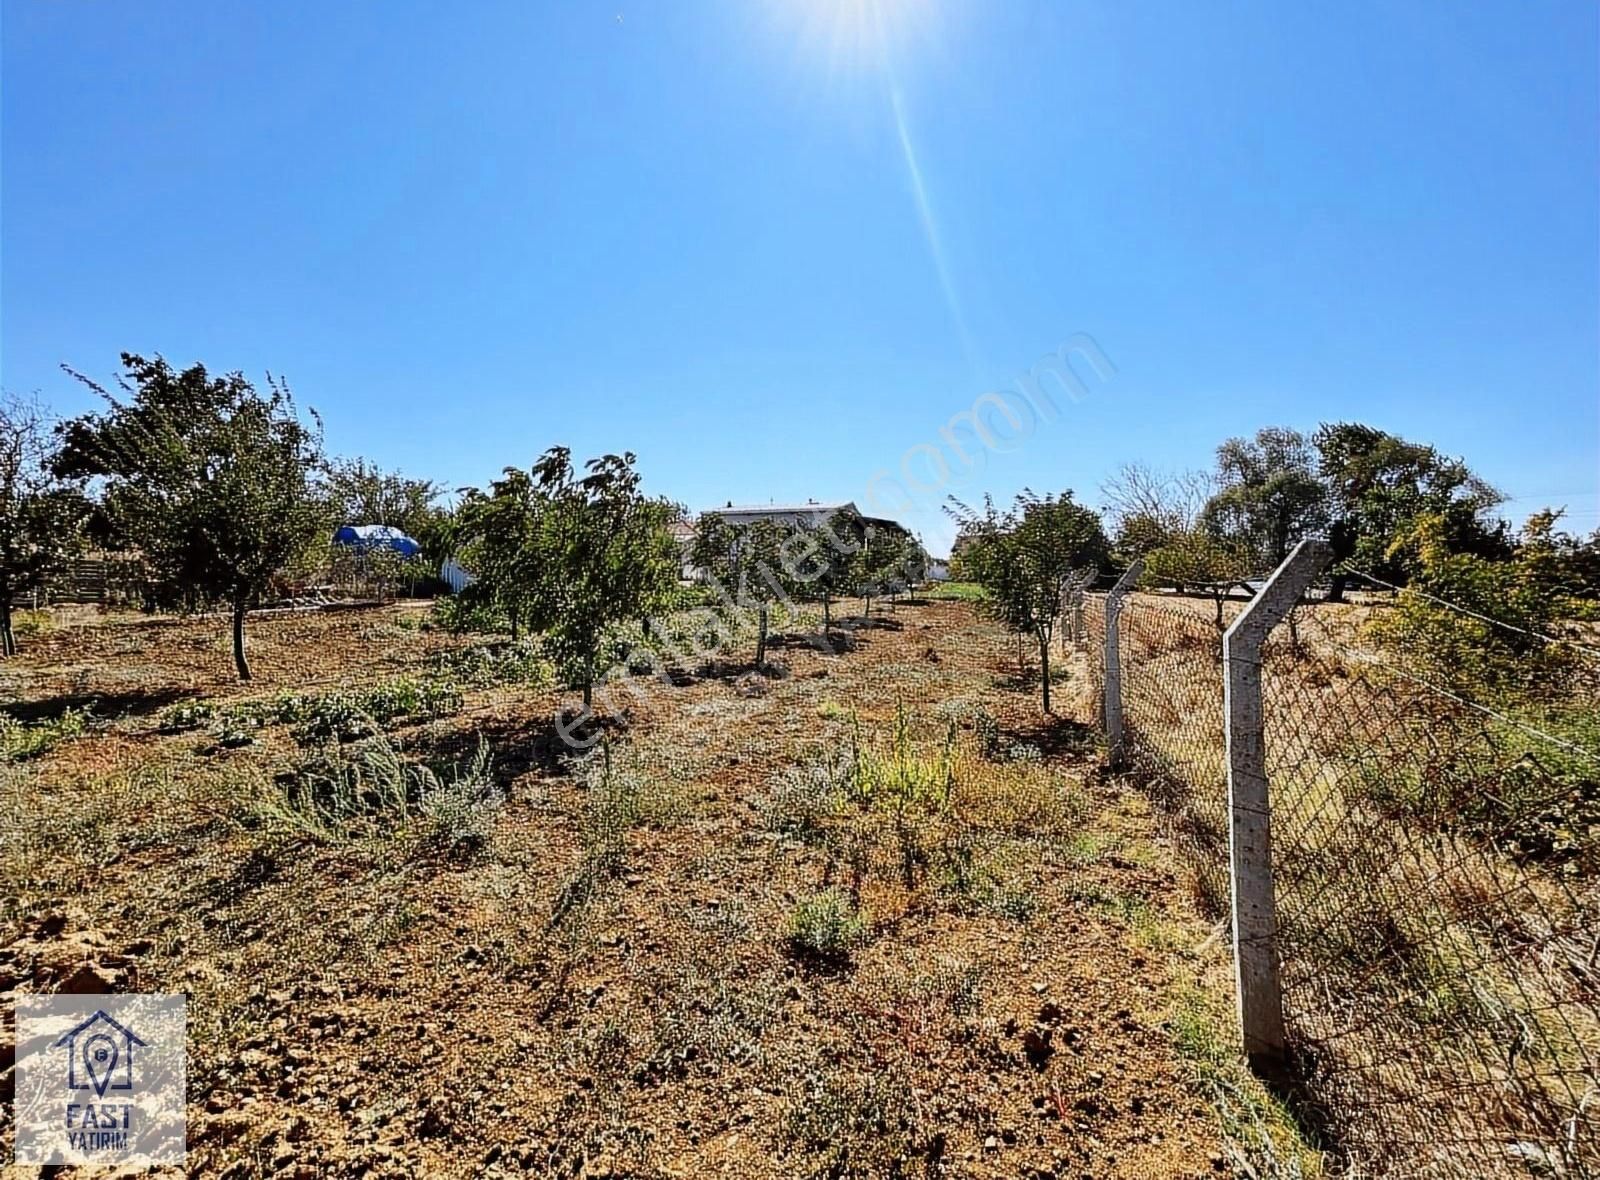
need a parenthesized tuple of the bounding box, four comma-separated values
(333, 524, 421, 558)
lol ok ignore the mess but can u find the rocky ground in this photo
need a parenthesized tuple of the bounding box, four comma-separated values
(1, 597, 1321, 1178)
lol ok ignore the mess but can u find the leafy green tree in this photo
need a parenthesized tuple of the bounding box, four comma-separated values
(1314, 422, 1510, 598)
(1371, 511, 1570, 700)
(947, 491, 1110, 713)
(1112, 511, 1174, 562)
(782, 510, 859, 635)
(57, 355, 329, 680)
(524, 448, 679, 706)
(1200, 427, 1328, 568)
(1514, 511, 1600, 606)
(631, 497, 687, 638)
(325, 457, 442, 537)
(456, 467, 540, 638)
(1563, 529, 1600, 602)
(690, 511, 795, 667)
(326, 457, 457, 584)
(0, 393, 92, 656)
(851, 524, 905, 617)
(894, 534, 929, 603)
(1143, 529, 1254, 631)
(359, 545, 434, 601)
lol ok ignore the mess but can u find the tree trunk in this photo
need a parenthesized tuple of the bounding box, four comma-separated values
(0, 599, 14, 658)
(232, 599, 252, 681)
(1039, 632, 1052, 714)
(510, 605, 521, 642)
(756, 605, 769, 669)
(1326, 571, 1348, 603)
(823, 595, 831, 634)
(583, 647, 595, 708)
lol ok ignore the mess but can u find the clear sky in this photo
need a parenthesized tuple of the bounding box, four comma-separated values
(4, 1, 1597, 555)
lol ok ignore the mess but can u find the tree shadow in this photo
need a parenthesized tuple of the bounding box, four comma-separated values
(1003, 716, 1099, 762)
(417, 710, 632, 783)
(839, 615, 903, 632)
(767, 629, 860, 655)
(990, 672, 1038, 694)
(2, 687, 196, 724)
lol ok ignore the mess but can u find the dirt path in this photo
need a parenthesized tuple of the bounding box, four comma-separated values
(2, 600, 1313, 1178)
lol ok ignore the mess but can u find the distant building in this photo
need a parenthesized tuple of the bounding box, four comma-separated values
(710, 500, 911, 544)
(679, 500, 914, 583)
(667, 519, 699, 581)
(712, 499, 858, 531)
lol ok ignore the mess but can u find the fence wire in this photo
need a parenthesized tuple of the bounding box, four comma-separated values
(1081, 592, 1231, 912)
(1076, 589, 1600, 1178)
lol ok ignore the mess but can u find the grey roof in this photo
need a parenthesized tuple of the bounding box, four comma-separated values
(714, 501, 856, 517)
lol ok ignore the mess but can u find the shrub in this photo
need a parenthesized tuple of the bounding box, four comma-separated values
(284, 676, 464, 745)
(429, 595, 509, 635)
(550, 744, 643, 927)
(263, 731, 500, 861)
(11, 610, 53, 640)
(434, 641, 552, 689)
(416, 741, 501, 861)
(1371, 510, 1577, 702)
(268, 735, 416, 835)
(1348, 704, 1599, 871)
(291, 692, 373, 745)
(786, 889, 867, 963)
(0, 708, 88, 761)
(213, 716, 256, 749)
(157, 701, 216, 734)
(760, 746, 852, 845)
(1558, 596, 1600, 622)
(782, 1065, 941, 1176)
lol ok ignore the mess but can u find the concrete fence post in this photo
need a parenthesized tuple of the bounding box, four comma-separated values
(1058, 567, 1094, 649)
(1103, 559, 1144, 769)
(1223, 537, 1332, 1075)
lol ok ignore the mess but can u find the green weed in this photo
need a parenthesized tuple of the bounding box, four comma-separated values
(786, 888, 867, 964)
(0, 708, 88, 761)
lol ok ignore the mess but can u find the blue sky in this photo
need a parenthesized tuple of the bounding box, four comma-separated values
(4, 0, 1596, 555)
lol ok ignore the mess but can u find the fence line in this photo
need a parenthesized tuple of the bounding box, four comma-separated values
(1076, 556, 1599, 1178)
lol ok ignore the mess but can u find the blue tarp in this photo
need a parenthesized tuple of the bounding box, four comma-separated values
(332, 524, 421, 558)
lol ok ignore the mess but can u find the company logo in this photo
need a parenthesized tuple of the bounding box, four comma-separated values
(13, 994, 187, 1166)
(56, 1008, 147, 1097)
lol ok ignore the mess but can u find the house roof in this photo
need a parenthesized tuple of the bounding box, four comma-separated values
(714, 501, 856, 517)
(860, 515, 911, 538)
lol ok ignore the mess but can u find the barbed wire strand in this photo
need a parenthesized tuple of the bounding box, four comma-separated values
(1340, 562, 1600, 662)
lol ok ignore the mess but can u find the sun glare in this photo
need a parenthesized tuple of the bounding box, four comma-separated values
(770, 0, 947, 78)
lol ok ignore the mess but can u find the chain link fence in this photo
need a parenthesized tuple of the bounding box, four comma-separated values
(1075, 584, 1600, 1178)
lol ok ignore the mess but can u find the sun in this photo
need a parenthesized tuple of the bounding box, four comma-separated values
(766, 0, 948, 78)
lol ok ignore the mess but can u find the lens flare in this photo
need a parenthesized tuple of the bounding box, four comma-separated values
(765, 1, 978, 375)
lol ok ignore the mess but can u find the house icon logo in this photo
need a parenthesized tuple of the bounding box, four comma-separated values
(53, 1010, 148, 1097)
